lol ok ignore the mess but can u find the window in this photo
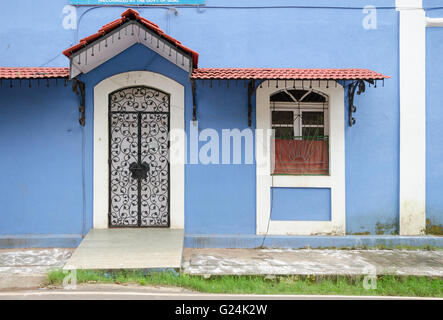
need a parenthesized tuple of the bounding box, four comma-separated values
(272, 110, 294, 139)
(271, 89, 329, 175)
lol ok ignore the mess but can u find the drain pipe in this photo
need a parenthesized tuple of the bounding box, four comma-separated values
(72, 79, 87, 239)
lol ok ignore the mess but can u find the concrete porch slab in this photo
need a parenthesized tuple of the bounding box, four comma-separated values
(64, 229, 184, 270)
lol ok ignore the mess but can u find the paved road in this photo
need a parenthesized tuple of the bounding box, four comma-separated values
(0, 291, 436, 300)
(0, 285, 440, 300)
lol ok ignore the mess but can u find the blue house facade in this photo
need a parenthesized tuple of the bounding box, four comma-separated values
(0, 0, 442, 248)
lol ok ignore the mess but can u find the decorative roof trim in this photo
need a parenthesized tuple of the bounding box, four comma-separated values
(63, 9, 199, 69)
(66, 20, 195, 79)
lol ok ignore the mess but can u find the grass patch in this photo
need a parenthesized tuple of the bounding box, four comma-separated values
(47, 269, 443, 297)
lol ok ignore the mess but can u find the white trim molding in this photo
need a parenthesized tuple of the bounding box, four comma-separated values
(397, 0, 426, 235)
(426, 17, 443, 27)
(93, 71, 185, 229)
(395, 0, 422, 10)
(256, 80, 346, 236)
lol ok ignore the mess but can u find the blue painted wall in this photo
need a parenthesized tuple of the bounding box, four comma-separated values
(0, 81, 82, 235)
(0, 0, 410, 241)
(271, 188, 331, 221)
(186, 83, 256, 234)
(425, 4, 443, 232)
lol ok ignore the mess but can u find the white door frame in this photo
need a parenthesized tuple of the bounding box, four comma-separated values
(256, 80, 346, 235)
(93, 71, 185, 229)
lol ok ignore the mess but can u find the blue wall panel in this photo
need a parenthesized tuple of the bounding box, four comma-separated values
(271, 188, 331, 221)
(185, 84, 256, 234)
(0, 82, 81, 235)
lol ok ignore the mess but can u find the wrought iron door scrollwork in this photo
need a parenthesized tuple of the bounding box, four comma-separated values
(109, 86, 170, 228)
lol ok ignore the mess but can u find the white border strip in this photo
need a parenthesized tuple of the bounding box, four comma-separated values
(397, 0, 426, 235)
(93, 71, 185, 229)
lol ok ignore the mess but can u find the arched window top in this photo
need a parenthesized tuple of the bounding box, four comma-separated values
(270, 89, 328, 103)
(109, 86, 170, 113)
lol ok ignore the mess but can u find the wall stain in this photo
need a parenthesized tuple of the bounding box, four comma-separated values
(375, 218, 399, 235)
(426, 219, 443, 235)
(350, 231, 371, 235)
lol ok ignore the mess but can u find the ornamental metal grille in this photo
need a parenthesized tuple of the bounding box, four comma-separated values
(109, 86, 170, 227)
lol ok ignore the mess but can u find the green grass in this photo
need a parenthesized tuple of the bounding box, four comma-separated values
(47, 269, 443, 297)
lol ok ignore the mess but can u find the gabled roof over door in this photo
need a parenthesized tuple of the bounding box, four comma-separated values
(63, 9, 199, 79)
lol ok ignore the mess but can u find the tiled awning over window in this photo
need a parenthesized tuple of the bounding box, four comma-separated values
(190, 68, 390, 127)
(191, 68, 389, 81)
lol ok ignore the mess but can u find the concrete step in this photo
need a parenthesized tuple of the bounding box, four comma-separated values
(64, 229, 184, 270)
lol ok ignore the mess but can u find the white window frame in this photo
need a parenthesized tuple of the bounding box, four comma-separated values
(271, 101, 330, 176)
(256, 80, 345, 236)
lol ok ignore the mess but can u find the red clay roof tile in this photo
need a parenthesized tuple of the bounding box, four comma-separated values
(0, 67, 389, 81)
(0, 67, 69, 79)
(191, 68, 390, 80)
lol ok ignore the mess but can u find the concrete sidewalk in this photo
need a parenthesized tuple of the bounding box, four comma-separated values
(182, 248, 443, 277)
(0, 248, 72, 290)
(1, 247, 442, 291)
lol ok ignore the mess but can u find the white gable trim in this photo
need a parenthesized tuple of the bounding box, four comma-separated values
(69, 21, 192, 79)
(93, 71, 185, 229)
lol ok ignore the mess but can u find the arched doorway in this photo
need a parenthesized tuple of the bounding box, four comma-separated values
(93, 71, 185, 230)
